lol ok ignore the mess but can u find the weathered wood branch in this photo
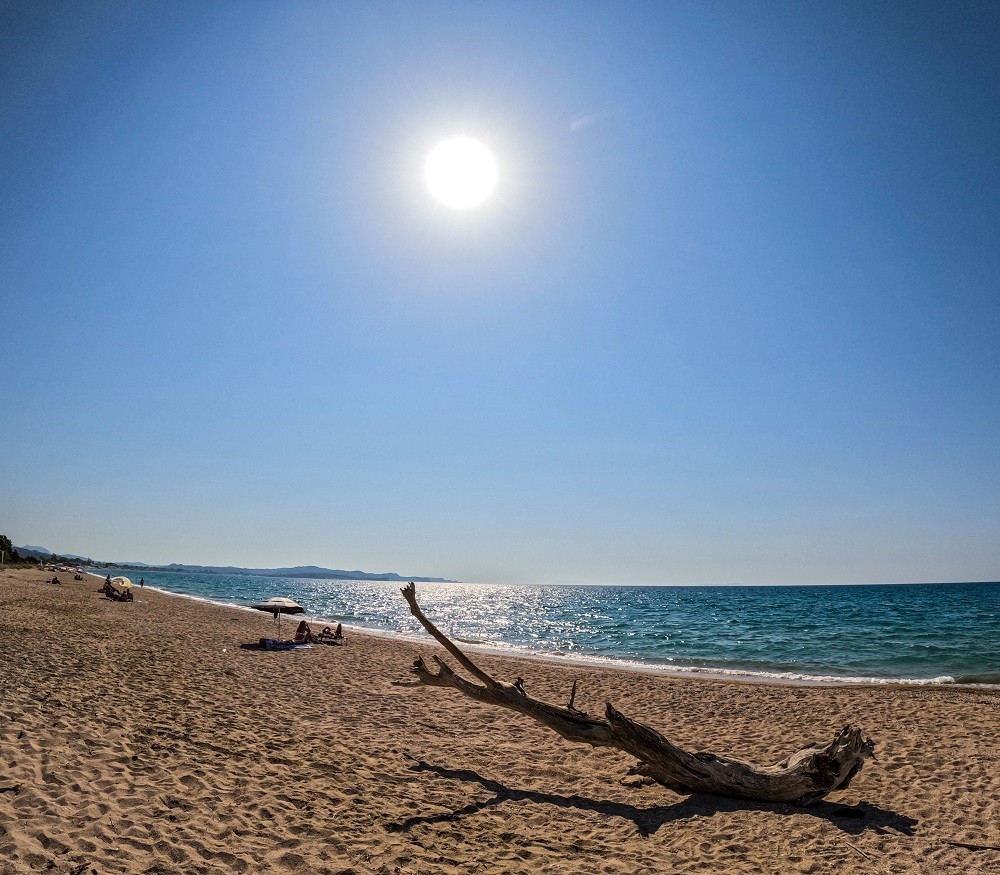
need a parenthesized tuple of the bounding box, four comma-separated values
(400, 582, 874, 806)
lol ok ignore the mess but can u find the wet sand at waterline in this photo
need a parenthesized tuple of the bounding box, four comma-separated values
(1, 566, 997, 874)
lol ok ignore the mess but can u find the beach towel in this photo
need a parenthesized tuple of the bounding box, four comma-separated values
(259, 638, 313, 651)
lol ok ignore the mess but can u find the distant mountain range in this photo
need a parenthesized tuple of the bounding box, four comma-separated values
(149, 563, 454, 582)
(13, 545, 452, 582)
(16, 545, 94, 562)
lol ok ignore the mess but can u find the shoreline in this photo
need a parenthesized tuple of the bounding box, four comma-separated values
(118, 576, 997, 690)
(2, 564, 998, 874)
(34, 570, 1000, 696)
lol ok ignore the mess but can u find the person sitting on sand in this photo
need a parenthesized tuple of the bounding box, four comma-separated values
(292, 620, 316, 644)
(317, 623, 345, 645)
(101, 579, 130, 600)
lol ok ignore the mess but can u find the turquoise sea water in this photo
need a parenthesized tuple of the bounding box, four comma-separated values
(100, 571, 1000, 686)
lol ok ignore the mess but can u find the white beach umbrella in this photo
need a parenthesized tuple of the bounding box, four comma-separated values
(111, 576, 132, 589)
(250, 596, 304, 639)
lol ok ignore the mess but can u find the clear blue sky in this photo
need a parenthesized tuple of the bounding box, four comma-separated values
(2, 1, 998, 585)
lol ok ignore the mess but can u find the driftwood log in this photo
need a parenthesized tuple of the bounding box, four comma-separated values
(401, 583, 874, 806)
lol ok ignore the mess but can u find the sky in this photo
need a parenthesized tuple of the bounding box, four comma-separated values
(1, 1, 998, 585)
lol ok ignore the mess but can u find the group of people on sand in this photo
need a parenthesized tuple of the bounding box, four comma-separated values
(101, 575, 133, 602)
(291, 620, 345, 646)
(257, 620, 345, 651)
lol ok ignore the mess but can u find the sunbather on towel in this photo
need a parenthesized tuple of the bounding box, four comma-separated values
(317, 623, 345, 644)
(259, 638, 306, 650)
(292, 620, 317, 644)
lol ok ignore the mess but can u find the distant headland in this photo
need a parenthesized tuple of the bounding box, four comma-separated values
(132, 563, 455, 583)
(5, 541, 454, 583)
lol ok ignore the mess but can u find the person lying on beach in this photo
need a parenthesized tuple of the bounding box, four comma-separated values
(259, 637, 309, 650)
(316, 623, 345, 644)
(292, 620, 317, 644)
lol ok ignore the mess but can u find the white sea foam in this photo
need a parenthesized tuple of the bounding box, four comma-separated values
(415, 635, 968, 687)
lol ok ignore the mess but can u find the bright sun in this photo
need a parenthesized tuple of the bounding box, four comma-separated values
(424, 136, 498, 210)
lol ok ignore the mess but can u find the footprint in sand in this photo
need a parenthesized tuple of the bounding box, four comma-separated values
(178, 773, 206, 791)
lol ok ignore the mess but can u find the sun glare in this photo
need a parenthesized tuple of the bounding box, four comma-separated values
(424, 136, 498, 210)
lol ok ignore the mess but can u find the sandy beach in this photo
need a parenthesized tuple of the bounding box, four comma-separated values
(1, 566, 998, 874)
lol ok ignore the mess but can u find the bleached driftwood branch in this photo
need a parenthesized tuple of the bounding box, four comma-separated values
(401, 582, 874, 805)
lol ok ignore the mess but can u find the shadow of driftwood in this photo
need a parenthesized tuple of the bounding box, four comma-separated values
(387, 760, 918, 839)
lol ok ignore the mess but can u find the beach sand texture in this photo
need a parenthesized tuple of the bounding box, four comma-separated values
(1, 567, 998, 874)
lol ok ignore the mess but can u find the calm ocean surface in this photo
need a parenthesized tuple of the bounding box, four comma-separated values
(100, 571, 1000, 686)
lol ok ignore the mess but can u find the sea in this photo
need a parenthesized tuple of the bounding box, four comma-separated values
(97, 570, 1000, 687)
